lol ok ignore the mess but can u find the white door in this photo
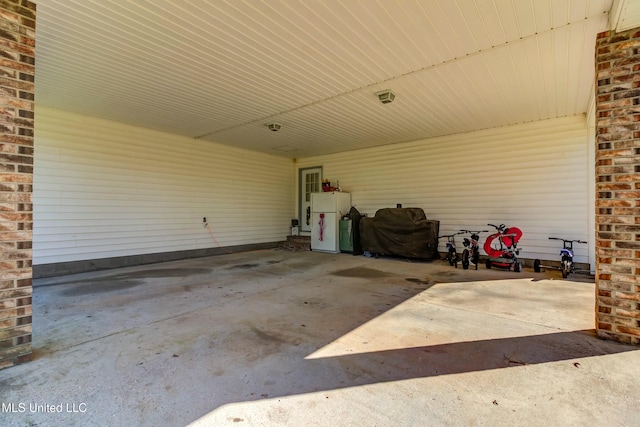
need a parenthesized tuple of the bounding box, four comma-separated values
(299, 167, 322, 233)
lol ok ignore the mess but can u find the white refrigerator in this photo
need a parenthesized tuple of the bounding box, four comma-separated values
(311, 192, 351, 253)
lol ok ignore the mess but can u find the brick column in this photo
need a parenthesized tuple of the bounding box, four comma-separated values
(594, 28, 640, 345)
(0, 0, 35, 369)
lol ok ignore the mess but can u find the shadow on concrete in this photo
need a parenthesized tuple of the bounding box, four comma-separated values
(304, 329, 633, 380)
(185, 328, 638, 425)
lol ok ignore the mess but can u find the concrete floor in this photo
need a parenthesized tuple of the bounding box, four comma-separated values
(1, 249, 639, 427)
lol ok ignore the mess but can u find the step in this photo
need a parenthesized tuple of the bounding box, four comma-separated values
(278, 235, 311, 251)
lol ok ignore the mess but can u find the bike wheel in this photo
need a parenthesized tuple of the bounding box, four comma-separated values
(461, 249, 469, 270)
(447, 248, 456, 266)
(533, 259, 541, 273)
(472, 249, 479, 270)
(485, 259, 492, 269)
(514, 262, 522, 273)
(561, 256, 570, 278)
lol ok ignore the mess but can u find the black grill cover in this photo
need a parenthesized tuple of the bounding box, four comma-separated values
(359, 208, 440, 259)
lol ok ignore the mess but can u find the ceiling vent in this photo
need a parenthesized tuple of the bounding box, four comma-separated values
(266, 122, 282, 132)
(376, 89, 396, 104)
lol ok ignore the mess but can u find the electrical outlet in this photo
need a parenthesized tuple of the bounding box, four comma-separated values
(203, 217, 207, 223)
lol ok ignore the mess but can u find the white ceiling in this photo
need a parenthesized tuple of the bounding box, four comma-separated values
(32, 1, 637, 158)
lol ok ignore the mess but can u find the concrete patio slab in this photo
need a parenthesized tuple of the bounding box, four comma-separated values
(1, 250, 638, 426)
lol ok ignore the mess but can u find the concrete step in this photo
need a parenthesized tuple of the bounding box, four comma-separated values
(278, 235, 311, 251)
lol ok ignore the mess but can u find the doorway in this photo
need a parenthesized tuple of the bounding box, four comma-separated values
(298, 166, 322, 233)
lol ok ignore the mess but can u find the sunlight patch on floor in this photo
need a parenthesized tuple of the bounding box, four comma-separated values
(306, 277, 595, 360)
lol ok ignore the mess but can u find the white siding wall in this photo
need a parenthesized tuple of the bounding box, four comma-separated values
(34, 106, 293, 265)
(296, 116, 592, 265)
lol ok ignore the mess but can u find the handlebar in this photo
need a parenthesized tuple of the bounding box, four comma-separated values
(487, 223, 506, 232)
(439, 231, 467, 238)
(460, 229, 489, 234)
(549, 237, 587, 244)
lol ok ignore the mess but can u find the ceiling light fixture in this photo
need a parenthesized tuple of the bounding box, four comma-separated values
(266, 122, 282, 132)
(376, 89, 396, 104)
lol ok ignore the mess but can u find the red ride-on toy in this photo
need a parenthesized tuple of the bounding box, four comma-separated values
(483, 223, 523, 272)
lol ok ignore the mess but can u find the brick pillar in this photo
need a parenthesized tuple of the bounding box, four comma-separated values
(0, 0, 35, 369)
(594, 28, 640, 345)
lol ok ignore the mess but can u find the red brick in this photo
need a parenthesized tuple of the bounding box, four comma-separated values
(616, 326, 640, 336)
(0, 192, 31, 203)
(616, 309, 640, 319)
(613, 207, 637, 215)
(0, 287, 31, 300)
(616, 241, 640, 250)
(599, 296, 635, 308)
(0, 300, 16, 310)
(597, 215, 635, 224)
(0, 0, 35, 369)
(3, 250, 32, 260)
(614, 257, 640, 267)
(0, 173, 32, 183)
(0, 309, 17, 320)
(0, 269, 31, 281)
(616, 191, 640, 198)
(599, 148, 636, 157)
(598, 306, 612, 314)
(598, 322, 612, 331)
(15, 352, 31, 364)
(597, 280, 633, 292)
(597, 248, 632, 257)
(0, 231, 32, 241)
(615, 274, 640, 284)
(596, 199, 633, 208)
(598, 232, 632, 241)
(597, 183, 633, 191)
(0, 324, 31, 340)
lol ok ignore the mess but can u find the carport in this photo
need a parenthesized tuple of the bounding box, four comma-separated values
(1, 0, 640, 425)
